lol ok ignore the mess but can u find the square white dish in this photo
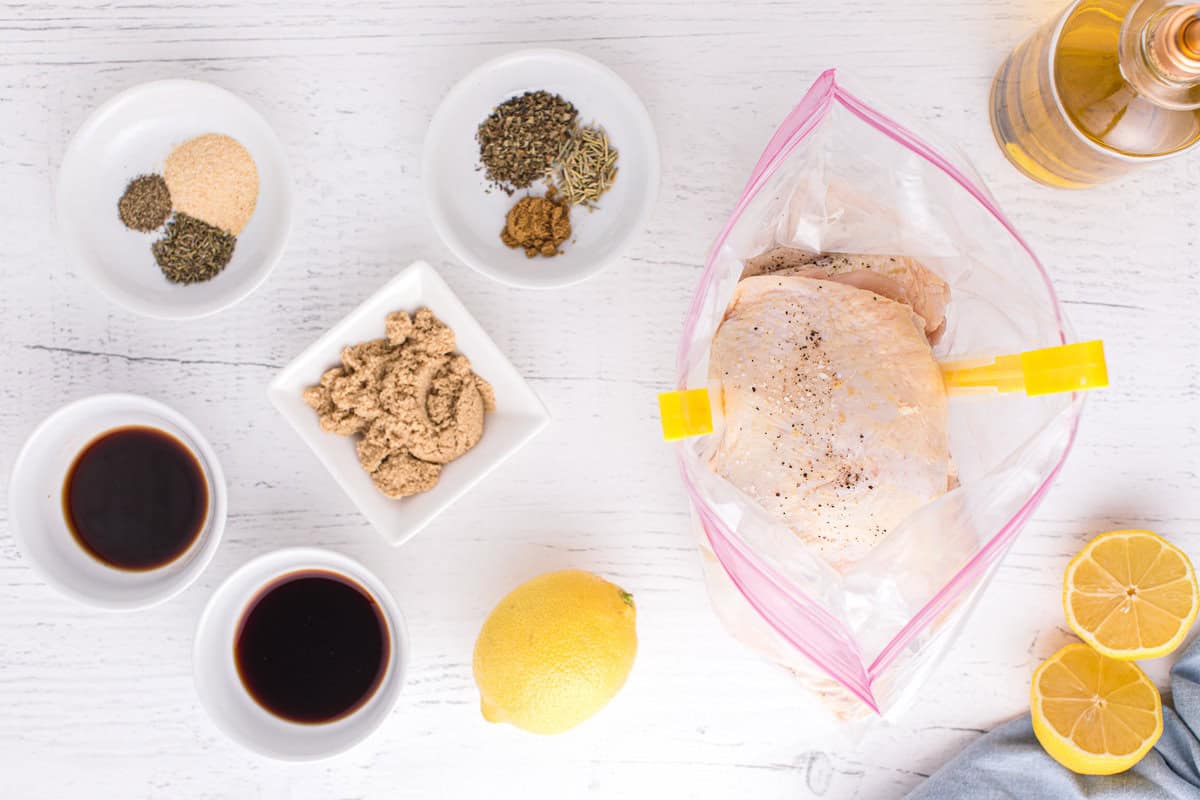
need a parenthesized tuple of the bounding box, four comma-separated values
(268, 261, 549, 546)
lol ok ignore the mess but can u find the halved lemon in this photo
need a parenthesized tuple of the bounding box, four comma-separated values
(1031, 643, 1163, 775)
(1063, 529, 1199, 660)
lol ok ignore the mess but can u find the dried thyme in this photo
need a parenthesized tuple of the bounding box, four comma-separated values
(151, 212, 236, 284)
(547, 124, 619, 207)
(477, 91, 578, 193)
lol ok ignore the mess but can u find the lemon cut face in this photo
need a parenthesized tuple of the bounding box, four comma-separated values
(1064, 530, 1199, 660)
(1031, 643, 1163, 775)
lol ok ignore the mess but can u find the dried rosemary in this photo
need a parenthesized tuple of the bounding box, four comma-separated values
(547, 124, 618, 207)
(477, 91, 578, 193)
(151, 212, 236, 284)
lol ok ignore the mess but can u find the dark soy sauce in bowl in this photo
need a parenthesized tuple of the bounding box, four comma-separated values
(63, 426, 208, 571)
(235, 570, 390, 724)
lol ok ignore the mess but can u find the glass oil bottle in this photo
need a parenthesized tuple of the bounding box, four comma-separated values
(991, 0, 1200, 187)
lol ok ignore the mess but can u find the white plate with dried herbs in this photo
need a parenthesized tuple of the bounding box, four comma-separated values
(57, 80, 293, 319)
(423, 49, 660, 289)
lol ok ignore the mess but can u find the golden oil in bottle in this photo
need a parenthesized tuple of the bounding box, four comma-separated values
(992, 0, 1200, 187)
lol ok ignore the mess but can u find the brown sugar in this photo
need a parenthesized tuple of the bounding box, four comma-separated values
(302, 308, 495, 499)
(500, 194, 571, 258)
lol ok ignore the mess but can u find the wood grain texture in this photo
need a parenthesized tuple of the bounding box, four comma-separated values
(1, 1, 1197, 798)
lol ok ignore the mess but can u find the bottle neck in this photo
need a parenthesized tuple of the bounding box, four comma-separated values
(1187, 15, 1200, 54)
(1122, 1, 1200, 109)
(1147, 5, 1200, 80)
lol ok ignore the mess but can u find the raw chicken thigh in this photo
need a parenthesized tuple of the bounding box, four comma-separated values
(742, 248, 950, 341)
(709, 260, 951, 567)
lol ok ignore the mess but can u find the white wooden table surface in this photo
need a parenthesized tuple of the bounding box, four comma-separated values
(2, 2, 1197, 798)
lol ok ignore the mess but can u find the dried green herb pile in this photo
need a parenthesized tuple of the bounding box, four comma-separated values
(117, 175, 172, 232)
(547, 124, 618, 207)
(477, 91, 578, 194)
(151, 213, 236, 284)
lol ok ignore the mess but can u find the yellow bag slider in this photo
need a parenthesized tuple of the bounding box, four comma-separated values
(942, 340, 1108, 396)
(658, 388, 714, 441)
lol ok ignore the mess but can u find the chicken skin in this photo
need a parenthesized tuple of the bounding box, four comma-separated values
(709, 271, 950, 566)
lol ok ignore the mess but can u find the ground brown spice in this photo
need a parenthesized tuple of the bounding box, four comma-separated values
(500, 194, 572, 258)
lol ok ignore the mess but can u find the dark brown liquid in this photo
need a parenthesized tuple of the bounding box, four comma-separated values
(63, 426, 208, 571)
(235, 571, 389, 724)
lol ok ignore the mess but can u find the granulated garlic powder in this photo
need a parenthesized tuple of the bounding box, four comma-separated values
(163, 133, 259, 235)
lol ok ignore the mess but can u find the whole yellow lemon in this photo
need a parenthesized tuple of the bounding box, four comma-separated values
(472, 569, 637, 734)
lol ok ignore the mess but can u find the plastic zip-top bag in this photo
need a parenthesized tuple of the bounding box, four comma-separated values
(675, 70, 1082, 718)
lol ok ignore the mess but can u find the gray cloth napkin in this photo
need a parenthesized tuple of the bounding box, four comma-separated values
(907, 638, 1200, 799)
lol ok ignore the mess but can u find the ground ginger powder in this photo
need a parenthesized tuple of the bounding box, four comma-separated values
(302, 309, 495, 499)
(500, 194, 571, 258)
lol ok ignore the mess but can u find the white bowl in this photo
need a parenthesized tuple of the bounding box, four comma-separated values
(7, 394, 227, 610)
(268, 261, 549, 546)
(193, 548, 407, 761)
(57, 79, 293, 319)
(423, 48, 660, 289)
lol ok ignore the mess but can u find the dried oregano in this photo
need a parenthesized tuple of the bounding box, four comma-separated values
(476, 91, 578, 193)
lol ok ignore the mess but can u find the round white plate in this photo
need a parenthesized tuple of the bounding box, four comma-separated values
(193, 548, 408, 761)
(57, 79, 293, 319)
(7, 394, 227, 610)
(423, 49, 660, 289)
